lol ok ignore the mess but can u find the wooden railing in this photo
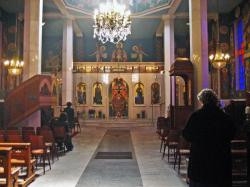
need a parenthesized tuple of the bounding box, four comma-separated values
(4, 75, 56, 127)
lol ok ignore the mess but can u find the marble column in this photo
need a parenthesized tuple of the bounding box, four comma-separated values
(21, 0, 43, 127)
(189, 0, 209, 107)
(163, 15, 175, 117)
(62, 19, 73, 105)
(23, 0, 43, 80)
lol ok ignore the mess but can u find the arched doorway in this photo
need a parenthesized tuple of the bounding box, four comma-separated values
(109, 78, 129, 118)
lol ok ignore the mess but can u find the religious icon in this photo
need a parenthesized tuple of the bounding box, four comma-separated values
(93, 82, 103, 105)
(76, 83, 86, 105)
(111, 42, 128, 62)
(44, 48, 61, 73)
(40, 83, 50, 96)
(134, 82, 144, 105)
(89, 43, 107, 62)
(151, 82, 160, 104)
(131, 45, 148, 62)
(109, 78, 129, 118)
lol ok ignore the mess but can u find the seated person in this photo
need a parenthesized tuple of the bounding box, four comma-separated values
(64, 102, 75, 129)
(55, 112, 74, 151)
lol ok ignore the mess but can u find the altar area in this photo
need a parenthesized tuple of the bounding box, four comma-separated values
(72, 62, 165, 121)
(79, 118, 154, 128)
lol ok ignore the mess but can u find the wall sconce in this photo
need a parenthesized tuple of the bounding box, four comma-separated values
(3, 59, 24, 76)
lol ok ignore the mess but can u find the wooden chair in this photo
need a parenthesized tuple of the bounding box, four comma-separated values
(0, 135, 5, 143)
(38, 129, 59, 163)
(174, 136, 190, 173)
(22, 130, 35, 143)
(159, 129, 169, 153)
(0, 143, 36, 186)
(7, 127, 19, 130)
(73, 116, 81, 133)
(162, 129, 180, 162)
(53, 126, 66, 154)
(6, 135, 23, 143)
(21, 127, 35, 132)
(36, 126, 51, 136)
(156, 117, 166, 138)
(29, 135, 51, 174)
(0, 147, 20, 187)
(5, 130, 20, 136)
(231, 139, 247, 184)
(0, 130, 5, 136)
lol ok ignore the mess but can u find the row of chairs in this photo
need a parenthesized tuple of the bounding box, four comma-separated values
(160, 128, 190, 173)
(0, 126, 68, 175)
(156, 117, 248, 186)
(157, 117, 190, 173)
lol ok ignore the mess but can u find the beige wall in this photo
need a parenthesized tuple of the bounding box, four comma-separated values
(73, 73, 164, 120)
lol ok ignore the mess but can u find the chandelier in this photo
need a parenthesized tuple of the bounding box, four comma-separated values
(3, 59, 24, 75)
(93, 0, 131, 44)
(209, 43, 230, 69)
(209, 0, 230, 70)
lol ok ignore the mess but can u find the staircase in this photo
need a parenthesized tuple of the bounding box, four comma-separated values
(4, 75, 56, 127)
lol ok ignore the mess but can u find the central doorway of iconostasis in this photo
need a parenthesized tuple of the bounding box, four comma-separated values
(109, 78, 129, 118)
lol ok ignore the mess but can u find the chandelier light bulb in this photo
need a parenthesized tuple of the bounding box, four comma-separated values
(3, 58, 24, 75)
(225, 54, 230, 59)
(209, 54, 214, 61)
(4, 60, 9, 66)
(93, 0, 132, 44)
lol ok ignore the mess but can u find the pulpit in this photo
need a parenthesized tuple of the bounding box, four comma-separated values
(169, 58, 194, 129)
(4, 75, 56, 127)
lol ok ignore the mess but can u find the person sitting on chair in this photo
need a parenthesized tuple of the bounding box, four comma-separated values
(55, 112, 74, 151)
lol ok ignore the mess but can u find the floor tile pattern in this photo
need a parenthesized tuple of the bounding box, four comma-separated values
(76, 129, 143, 187)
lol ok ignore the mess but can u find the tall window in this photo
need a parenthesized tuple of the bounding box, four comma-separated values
(237, 18, 246, 90)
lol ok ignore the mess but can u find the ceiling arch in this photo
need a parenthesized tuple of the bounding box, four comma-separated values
(63, 0, 173, 16)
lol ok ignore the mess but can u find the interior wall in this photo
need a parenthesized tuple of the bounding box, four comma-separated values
(73, 73, 164, 120)
(75, 37, 159, 62)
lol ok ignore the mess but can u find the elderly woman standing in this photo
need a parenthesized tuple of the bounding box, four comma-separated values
(183, 89, 235, 187)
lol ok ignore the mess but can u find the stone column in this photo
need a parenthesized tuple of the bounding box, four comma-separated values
(163, 15, 175, 117)
(23, 0, 43, 80)
(189, 0, 209, 106)
(21, 0, 43, 127)
(62, 19, 73, 105)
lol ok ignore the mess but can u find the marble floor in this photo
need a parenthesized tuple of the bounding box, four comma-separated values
(29, 125, 188, 187)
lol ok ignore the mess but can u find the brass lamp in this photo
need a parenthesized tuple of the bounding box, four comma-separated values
(3, 59, 24, 76)
(93, 0, 131, 44)
(209, 43, 230, 69)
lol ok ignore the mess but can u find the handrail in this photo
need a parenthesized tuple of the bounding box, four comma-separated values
(4, 75, 56, 127)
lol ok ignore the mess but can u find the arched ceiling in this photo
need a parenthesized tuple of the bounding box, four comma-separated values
(63, 0, 173, 16)
(0, 0, 245, 38)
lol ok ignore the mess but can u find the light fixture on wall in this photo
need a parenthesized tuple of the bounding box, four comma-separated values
(208, 0, 230, 69)
(3, 15, 24, 76)
(3, 59, 24, 76)
(209, 43, 230, 69)
(93, 0, 132, 44)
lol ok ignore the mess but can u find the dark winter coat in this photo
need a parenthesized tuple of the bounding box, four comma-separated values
(64, 106, 75, 127)
(183, 104, 235, 186)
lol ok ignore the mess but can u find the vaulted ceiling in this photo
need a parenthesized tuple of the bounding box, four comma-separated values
(0, 0, 245, 38)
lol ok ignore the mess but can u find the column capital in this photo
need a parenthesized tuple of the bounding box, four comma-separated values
(63, 18, 74, 23)
(162, 15, 175, 22)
